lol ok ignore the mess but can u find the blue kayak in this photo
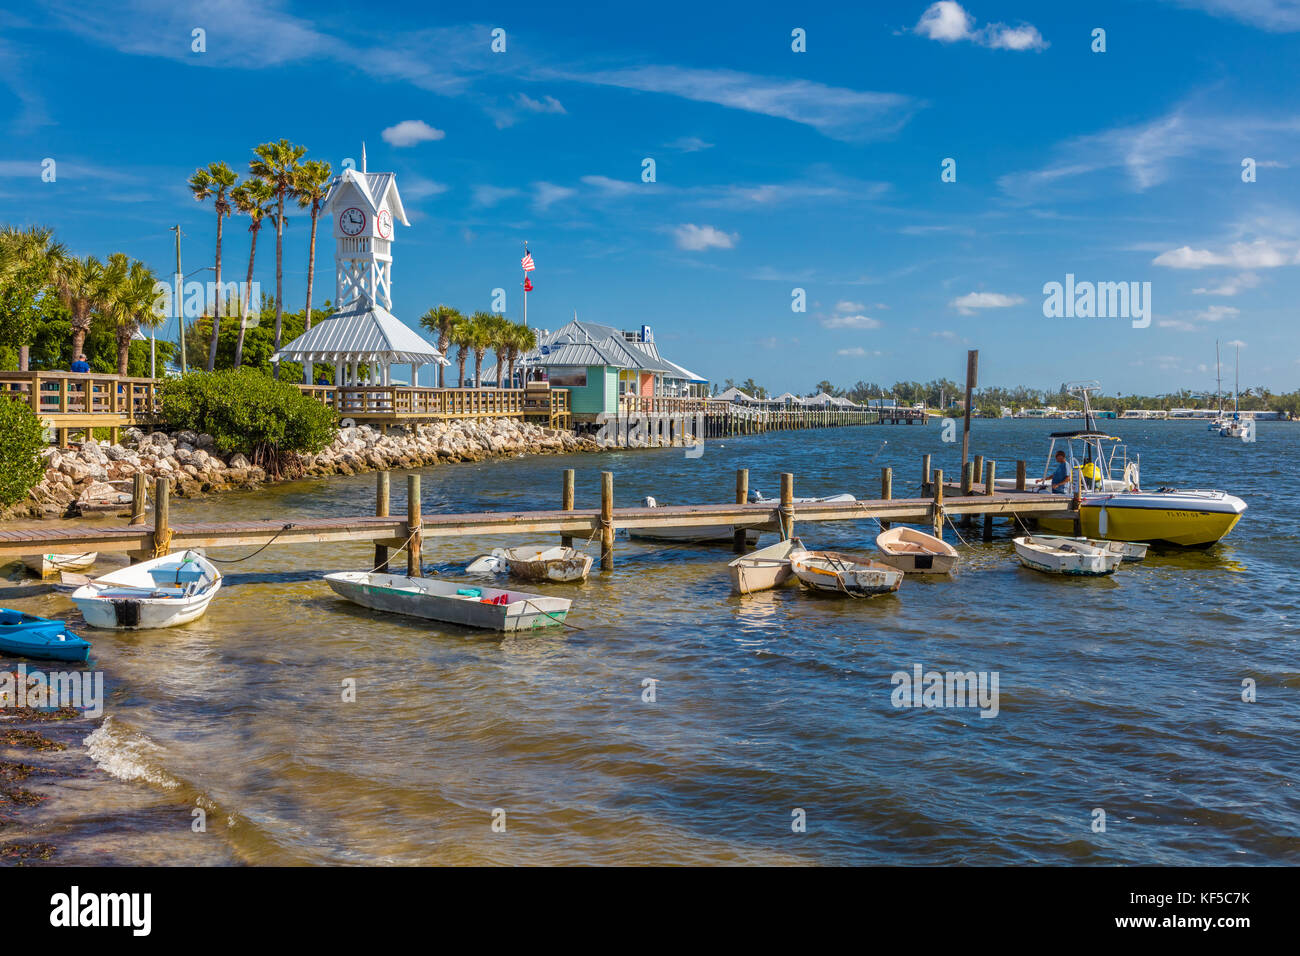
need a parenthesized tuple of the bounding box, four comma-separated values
(0, 608, 92, 663)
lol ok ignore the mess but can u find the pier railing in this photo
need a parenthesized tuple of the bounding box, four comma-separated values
(0, 370, 160, 444)
(296, 384, 571, 428)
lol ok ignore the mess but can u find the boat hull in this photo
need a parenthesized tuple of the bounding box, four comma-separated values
(1013, 536, 1120, 576)
(728, 538, 799, 594)
(72, 589, 218, 630)
(502, 547, 593, 583)
(1036, 495, 1245, 547)
(23, 552, 97, 577)
(875, 528, 959, 574)
(0, 610, 91, 663)
(789, 551, 903, 597)
(69, 550, 222, 630)
(325, 572, 570, 632)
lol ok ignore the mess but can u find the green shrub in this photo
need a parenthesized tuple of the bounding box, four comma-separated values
(0, 398, 46, 506)
(159, 368, 337, 476)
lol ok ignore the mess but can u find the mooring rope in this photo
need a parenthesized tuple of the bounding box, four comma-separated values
(206, 523, 296, 564)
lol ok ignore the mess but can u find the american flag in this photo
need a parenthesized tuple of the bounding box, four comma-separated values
(521, 250, 536, 272)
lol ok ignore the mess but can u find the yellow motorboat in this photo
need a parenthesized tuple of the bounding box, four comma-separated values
(1008, 384, 1247, 547)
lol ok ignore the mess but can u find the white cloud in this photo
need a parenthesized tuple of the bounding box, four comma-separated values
(1192, 272, 1261, 295)
(400, 175, 449, 199)
(949, 291, 1025, 315)
(566, 65, 919, 141)
(1154, 239, 1297, 269)
(532, 182, 576, 211)
(1195, 304, 1241, 322)
(914, 2, 1048, 51)
(664, 136, 714, 152)
(1168, 0, 1300, 31)
(822, 314, 882, 329)
(514, 93, 566, 114)
(674, 223, 737, 251)
(836, 347, 882, 357)
(581, 175, 643, 197)
(1226, 338, 1247, 348)
(471, 185, 520, 206)
(380, 119, 446, 147)
(835, 300, 867, 313)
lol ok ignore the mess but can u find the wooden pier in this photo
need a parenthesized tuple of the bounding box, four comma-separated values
(0, 459, 1071, 570)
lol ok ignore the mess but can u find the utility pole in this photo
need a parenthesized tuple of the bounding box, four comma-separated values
(170, 225, 186, 374)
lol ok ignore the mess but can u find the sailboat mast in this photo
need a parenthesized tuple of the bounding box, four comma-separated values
(1215, 340, 1222, 414)
(1234, 344, 1239, 413)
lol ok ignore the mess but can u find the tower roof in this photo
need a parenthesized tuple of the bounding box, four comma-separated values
(325, 169, 410, 225)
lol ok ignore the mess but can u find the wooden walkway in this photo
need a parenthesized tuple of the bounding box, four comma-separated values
(0, 459, 1072, 573)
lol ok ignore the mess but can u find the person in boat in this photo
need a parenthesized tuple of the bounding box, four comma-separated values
(1049, 450, 1072, 494)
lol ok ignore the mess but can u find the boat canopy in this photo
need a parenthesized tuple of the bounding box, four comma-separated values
(1048, 430, 1120, 440)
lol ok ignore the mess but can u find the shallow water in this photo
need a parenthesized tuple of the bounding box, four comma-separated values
(3, 420, 1298, 864)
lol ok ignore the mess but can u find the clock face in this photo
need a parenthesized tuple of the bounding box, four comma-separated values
(376, 209, 392, 239)
(339, 207, 366, 236)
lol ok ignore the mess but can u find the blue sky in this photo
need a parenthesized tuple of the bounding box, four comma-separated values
(2, 0, 1299, 395)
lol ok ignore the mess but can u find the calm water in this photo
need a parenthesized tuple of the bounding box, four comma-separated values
(4, 420, 1298, 865)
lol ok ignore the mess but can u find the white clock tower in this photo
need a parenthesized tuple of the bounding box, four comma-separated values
(328, 157, 408, 309)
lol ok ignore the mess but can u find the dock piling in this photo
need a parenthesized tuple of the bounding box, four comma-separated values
(983, 461, 996, 542)
(153, 476, 170, 557)
(780, 473, 794, 540)
(921, 454, 932, 496)
(733, 468, 749, 553)
(561, 469, 575, 549)
(880, 467, 892, 531)
(374, 471, 390, 572)
(1016, 460, 1027, 492)
(600, 471, 614, 570)
(931, 468, 944, 538)
(129, 472, 147, 527)
(406, 474, 422, 577)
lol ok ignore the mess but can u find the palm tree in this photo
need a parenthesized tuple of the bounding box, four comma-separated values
(0, 226, 65, 370)
(503, 322, 537, 388)
(419, 304, 463, 387)
(188, 161, 239, 372)
(249, 139, 307, 376)
(50, 253, 107, 364)
(465, 311, 498, 387)
(448, 315, 473, 387)
(484, 313, 513, 386)
(230, 178, 275, 368)
(294, 158, 333, 384)
(102, 255, 162, 375)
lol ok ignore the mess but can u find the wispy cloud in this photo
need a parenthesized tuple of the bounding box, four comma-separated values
(1192, 272, 1261, 295)
(673, 223, 737, 251)
(1154, 239, 1300, 268)
(1165, 0, 1300, 31)
(532, 182, 576, 211)
(949, 291, 1024, 315)
(514, 93, 566, 114)
(664, 136, 713, 152)
(472, 185, 521, 206)
(912, 2, 1048, 51)
(836, 347, 882, 356)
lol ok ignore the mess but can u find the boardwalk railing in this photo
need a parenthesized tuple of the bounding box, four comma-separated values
(0, 371, 160, 444)
(607, 394, 874, 441)
(296, 384, 571, 428)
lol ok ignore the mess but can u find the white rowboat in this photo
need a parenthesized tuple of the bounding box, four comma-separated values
(70, 550, 222, 629)
(24, 552, 97, 577)
(502, 546, 593, 583)
(875, 527, 958, 574)
(1013, 535, 1121, 576)
(628, 496, 760, 546)
(728, 537, 802, 595)
(789, 549, 903, 597)
(1031, 535, 1148, 563)
(325, 571, 571, 631)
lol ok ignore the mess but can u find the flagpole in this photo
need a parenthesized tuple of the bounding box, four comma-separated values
(523, 239, 528, 328)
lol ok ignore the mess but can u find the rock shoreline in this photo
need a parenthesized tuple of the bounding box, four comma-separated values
(9, 418, 600, 519)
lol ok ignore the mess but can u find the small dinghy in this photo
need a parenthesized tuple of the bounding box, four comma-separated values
(749, 491, 857, 504)
(325, 571, 571, 632)
(875, 527, 958, 574)
(502, 546, 593, 583)
(728, 537, 802, 594)
(1013, 535, 1121, 576)
(628, 496, 760, 546)
(0, 608, 92, 663)
(789, 549, 903, 597)
(23, 552, 97, 578)
(1032, 535, 1148, 563)
(465, 549, 510, 575)
(70, 550, 222, 629)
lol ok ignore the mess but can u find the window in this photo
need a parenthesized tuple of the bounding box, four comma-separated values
(548, 368, 587, 388)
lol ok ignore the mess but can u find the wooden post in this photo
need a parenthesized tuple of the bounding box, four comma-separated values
(600, 471, 614, 571)
(922, 453, 932, 496)
(880, 467, 892, 531)
(1071, 468, 1083, 537)
(129, 472, 147, 526)
(931, 468, 944, 538)
(1016, 460, 1027, 492)
(961, 461, 973, 495)
(153, 476, 170, 556)
(961, 349, 978, 473)
(733, 468, 749, 553)
(972, 455, 984, 493)
(779, 472, 794, 540)
(406, 474, 422, 577)
(983, 460, 996, 542)
(561, 468, 575, 549)
(374, 471, 390, 572)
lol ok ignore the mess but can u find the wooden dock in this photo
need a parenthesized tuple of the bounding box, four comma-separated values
(0, 458, 1072, 572)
